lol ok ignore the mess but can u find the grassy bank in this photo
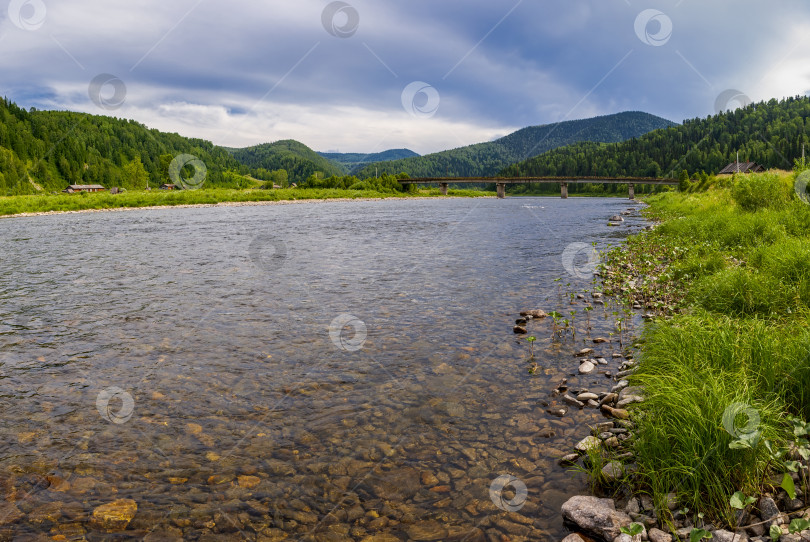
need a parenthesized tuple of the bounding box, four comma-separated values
(0, 187, 494, 217)
(601, 170, 810, 528)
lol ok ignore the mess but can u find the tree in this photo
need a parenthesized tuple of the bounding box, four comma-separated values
(158, 154, 174, 182)
(270, 169, 288, 187)
(678, 169, 691, 192)
(123, 156, 149, 189)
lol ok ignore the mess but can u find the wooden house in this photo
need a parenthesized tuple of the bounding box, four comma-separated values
(63, 184, 106, 193)
(160, 184, 177, 190)
(718, 162, 766, 175)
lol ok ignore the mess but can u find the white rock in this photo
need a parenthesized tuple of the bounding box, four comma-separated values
(579, 361, 596, 375)
(575, 436, 601, 453)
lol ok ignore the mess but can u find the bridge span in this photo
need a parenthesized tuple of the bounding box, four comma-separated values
(398, 176, 679, 199)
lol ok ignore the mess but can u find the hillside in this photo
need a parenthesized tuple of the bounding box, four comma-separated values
(502, 96, 810, 179)
(0, 98, 246, 196)
(354, 112, 675, 179)
(227, 140, 344, 181)
(319, 149, 419, 174)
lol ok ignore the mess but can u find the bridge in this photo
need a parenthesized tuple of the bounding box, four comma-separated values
(398, 176, 679, 199)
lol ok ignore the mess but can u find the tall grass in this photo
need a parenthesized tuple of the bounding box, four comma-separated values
(625, 171, 810, 526)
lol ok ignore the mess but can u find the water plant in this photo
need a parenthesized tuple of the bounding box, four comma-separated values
(526, 336, 536, 359)
(548, 311, 563, 340)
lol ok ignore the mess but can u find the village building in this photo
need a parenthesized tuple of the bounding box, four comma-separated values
(718, 162, 766, 175)
(63, 184, 106, 193)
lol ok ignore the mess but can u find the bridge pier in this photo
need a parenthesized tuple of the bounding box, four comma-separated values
(561, 182, 568, 199)
(628, 184, 635, 200)
(440, 183, 448, 196)
(496, 183, 506, 199)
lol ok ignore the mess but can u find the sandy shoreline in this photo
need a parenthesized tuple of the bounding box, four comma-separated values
(0, 195, 496, 220)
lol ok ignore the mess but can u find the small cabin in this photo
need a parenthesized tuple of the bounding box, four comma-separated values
(272, 184, 282, 189)
(160, 184, 177, 190)
(63, 184, 106, 193)
(290, 183, 298, 189)
(718, 162, 765, 175)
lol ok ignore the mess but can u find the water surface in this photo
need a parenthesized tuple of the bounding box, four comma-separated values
(0, 197, 646, 540)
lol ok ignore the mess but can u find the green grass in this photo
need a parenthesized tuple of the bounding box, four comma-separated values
(608, 170, 810, 527)
(0, 187, 495, 217)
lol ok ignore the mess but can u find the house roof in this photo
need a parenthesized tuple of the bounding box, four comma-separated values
(718, 162, 765, 175)
(67, 184, 106, 190)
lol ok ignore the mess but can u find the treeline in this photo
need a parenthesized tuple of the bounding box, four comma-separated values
(300, 172, 414, 193)
(502, 96, 810, 178)
(354, 112, 675, 179)
(0, 98, 246, 195)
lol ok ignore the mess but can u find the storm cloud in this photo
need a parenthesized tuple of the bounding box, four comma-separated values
(2, 0, 808, 153)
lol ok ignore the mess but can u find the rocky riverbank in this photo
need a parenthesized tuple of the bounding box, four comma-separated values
(554, 207, 810, 542)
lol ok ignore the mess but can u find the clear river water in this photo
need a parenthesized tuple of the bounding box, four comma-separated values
(0, 197, 647, 541)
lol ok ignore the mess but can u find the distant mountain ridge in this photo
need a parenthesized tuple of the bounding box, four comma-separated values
(501, 96, 810, 179)
(319, 149, 419, 174)
(354, 112, 676, 179)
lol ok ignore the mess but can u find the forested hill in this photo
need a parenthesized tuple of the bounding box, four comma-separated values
(354, 111, 675, 179)
(319, 149, 419, 174)
(227, 140, 345, 180)
(502, 96, 810, 178)
(0, 98, 244, 196)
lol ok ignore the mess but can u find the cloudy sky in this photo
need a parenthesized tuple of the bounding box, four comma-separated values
(2, 0, 809, 154)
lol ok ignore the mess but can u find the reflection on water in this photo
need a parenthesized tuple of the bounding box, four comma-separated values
(0, 198, 645, 540)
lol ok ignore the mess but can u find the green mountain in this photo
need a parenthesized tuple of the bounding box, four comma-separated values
(318, 149, 419, 174)
(0, 98, 246, 196)
(227, 140, 344, 181)
(502, 96, 810, 179)
(354, 112, 675, 179)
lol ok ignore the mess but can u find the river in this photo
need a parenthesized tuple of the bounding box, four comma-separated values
(0, 197, 646, 540)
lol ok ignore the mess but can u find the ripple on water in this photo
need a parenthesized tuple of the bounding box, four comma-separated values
(0, 197, 647, 539)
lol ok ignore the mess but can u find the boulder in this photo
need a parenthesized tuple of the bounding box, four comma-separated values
(565, 394, 586, 408)
(559, 453, 581, 466)
(91, 499, 138, 532)
(521, 309, 548, 319)
(648, 528, 673, 542)
(575, 436, 601, 453)
(513, 325, 528, 334)
(579, 361, 596, 375)
(601, 461, 623, 483)
(758, 496, 781, 526)
(561, 496, 632, 541)
(601, 405, 630, 420)
(712, 530, 749, 542)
